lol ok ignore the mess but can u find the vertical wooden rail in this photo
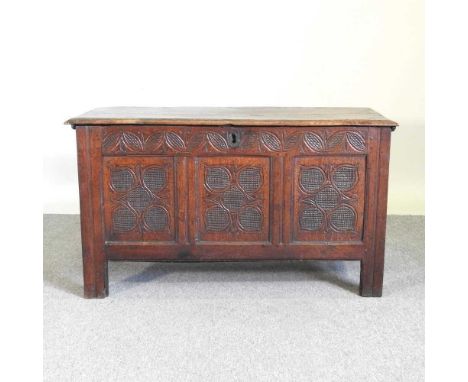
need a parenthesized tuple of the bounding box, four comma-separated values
(175, 156, 188, 244)
(282, 156, 292, 244)
(76, 126, 108, 298)
(372, 128, 392, 296)
(359, 127, 392, 297)
(187, 157, 197, 245)
(271, 156, 284, 246)
(360, 127, 380, 296)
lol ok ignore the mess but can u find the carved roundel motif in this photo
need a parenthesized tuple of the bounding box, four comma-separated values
(239, 167, 262, 193)
(332, 165, 357, 191)
(239, 207, 262, 231)
(261, 132, 282, 151)
(107, 161, 173, 237)
(300, 207, 324, 231)
(203, 164, 266, 235)
(222, 187, 245, 211)
(300, 167, 325, 193)
(346, 132, 366, 152)
(127, 187, 152, 211)
(304, 132, 325, 151)
(330, 205, 356, 231)
(103, 128, 367, 155)
(206, 205, 231, 231)
(112, 207, 137, 232)
(315, 186, 340, 210)
(296, 160, 362, 237)
(144, 206, 168, 231)
(111, 168, 134, 192)
(143, 167, 166, 191)
(206, 167, 230, 190)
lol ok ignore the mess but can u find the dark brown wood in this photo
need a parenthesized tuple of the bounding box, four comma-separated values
(359, 128, 381, 297)
(105, 243, 365, 261)
(102, 156, 176, 242)
(195, 156, 270, 242)
(66, 107, 397, 127)
(372, 128, 392, 296)
(97, 125, 372, 156)
(292, 156, 366, 242)
(69, 107, 396, 298)
(76, 127, 108, 298)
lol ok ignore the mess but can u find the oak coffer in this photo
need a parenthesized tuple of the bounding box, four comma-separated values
(66, 107, 397, 298)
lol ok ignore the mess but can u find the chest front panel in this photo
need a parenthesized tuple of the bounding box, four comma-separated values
(103, 157, 176, 242)
(195, 157, 270, 243)
(292, 156, 366, 242)
(99, 125, 371, 247)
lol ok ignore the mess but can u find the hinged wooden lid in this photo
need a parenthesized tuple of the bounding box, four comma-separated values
(66, 107, 398, 128)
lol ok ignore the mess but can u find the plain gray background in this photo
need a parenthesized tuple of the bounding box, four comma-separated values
(44, 215, 424, 381)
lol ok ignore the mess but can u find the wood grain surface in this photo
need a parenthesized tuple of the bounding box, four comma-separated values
(66, 107, 398, 128)
(71, 109, 396, 297)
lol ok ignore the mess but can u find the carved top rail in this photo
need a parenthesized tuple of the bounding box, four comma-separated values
(100, 126, 369, 156)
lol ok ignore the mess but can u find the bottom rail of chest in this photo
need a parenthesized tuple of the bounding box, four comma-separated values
(105, 242, 365, 261)
(80, 241, 384, 298)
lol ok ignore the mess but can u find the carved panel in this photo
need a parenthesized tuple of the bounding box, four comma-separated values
(103, 157, 175, 241)
(196, 157, 270, 242)
(293, 156, 366, 242)
(101, 127, 368, 155)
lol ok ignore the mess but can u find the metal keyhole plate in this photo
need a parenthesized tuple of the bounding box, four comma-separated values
(228, 131, 241, 148)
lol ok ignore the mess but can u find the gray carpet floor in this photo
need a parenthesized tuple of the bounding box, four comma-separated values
(44, 215, 424, 382)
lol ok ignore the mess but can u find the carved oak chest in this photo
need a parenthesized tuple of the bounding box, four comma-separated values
(66, 107, 397, 298)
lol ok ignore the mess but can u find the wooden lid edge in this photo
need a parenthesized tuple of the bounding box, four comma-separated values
(65, 118, 398, 127)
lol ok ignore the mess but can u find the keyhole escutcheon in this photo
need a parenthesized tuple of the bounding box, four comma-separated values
(228, 131, 241, 148)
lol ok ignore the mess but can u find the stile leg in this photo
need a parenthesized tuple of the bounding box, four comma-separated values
(82, 252, 108, 298)
(76, 126, 108, 298)
(359, 259, 374, 297)
(359, 128, 391, 297)
(359, 258, 384, 297)
(365, 128, 391, 297)
(372, 236, 385, 297)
